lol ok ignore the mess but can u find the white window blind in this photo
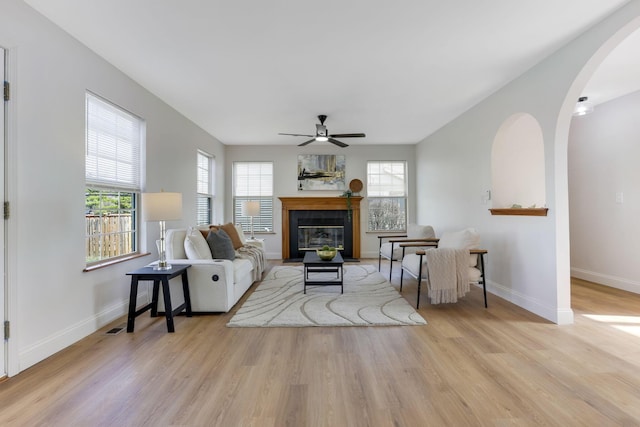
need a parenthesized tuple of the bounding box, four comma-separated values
(233, 162, 274, 232)
(367, 161, 407, 197)
(86, 93, 142, 190)
(197, 151, 211, 195)
(234, 162, 273, 197)
(197, 150, 214, 225)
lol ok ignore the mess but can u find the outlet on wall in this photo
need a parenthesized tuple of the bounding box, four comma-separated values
(615, 192, 624, 204)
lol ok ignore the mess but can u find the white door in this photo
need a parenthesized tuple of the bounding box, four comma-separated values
(1, 46, 6, 378)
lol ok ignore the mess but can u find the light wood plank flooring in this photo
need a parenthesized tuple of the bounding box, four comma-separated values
(1, 261, 640, 426)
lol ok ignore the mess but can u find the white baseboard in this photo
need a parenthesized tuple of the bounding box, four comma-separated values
(571, 268, 640, 294)
(369, 253, 570, 324)
(487, 281, 568, 324)
(18, 291, 148, 372)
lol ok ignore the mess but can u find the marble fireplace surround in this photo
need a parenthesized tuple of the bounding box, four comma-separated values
(279, 196, 362, 260)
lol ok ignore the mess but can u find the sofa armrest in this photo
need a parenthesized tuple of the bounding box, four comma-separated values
(166, 259, 234, 286)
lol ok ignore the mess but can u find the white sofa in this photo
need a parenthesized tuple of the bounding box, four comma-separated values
(157, 227, 263, 312)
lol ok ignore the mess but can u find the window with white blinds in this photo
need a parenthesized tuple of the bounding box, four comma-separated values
(233, 162, 273, 233)
(367, 161, 407, 232)
(86, 93, 142, 190)
(197, 150, 214, 225)
(85, 93, 143, 264)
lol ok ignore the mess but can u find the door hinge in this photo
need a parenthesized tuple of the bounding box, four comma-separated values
(3, 321, 9, 340)
(3, 81, 9, 101)
(3, 201, 8, 220)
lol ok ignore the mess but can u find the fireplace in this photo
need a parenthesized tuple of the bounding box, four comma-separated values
(290, 210, 352, 258)
(279, 196, 362, 260)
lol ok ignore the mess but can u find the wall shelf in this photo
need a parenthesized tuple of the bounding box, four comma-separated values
(489, 208, 548, 216)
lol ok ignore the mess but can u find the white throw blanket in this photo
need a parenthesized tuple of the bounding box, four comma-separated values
(423, 248, 469, 304)
(236, 245, 266, 282)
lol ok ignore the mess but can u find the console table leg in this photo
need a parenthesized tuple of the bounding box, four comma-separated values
(126, 278, 139, 332)
(181, 271, 193, 317)
(161, 277, 175, 333)
(150, 280, 160, 317)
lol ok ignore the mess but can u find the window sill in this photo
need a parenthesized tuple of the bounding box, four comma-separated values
(489, 208, 548, 216)
(84, 252, 151, 272)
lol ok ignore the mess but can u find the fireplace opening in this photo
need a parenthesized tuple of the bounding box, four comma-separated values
(288, 210, 353, 259)
(298, 225, 344, 250)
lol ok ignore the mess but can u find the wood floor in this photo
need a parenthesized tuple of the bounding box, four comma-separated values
(2, 260, 640, 426)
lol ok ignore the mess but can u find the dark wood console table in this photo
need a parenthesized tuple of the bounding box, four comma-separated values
(126, 264, 192, 333)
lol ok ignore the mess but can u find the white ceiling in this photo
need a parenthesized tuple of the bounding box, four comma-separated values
(23, 0, 637, 145)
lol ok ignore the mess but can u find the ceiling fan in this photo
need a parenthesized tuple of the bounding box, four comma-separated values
(278, 115, 366, 147)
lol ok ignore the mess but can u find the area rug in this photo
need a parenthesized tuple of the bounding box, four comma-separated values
(227, 264, 426, 327)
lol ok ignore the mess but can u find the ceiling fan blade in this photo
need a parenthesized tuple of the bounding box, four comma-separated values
(279, 133, 314, 137)
(328, 137, 349, 148)
(298, 138, 316, 146)
(329, 133, 366, 138)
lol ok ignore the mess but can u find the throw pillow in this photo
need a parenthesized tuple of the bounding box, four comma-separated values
(206, 228, 236, 260)
(438, 228, 480, 266)
(201, 225, 218, 240)
(219, 222, 243, 250)
(184, 228, 213, 260)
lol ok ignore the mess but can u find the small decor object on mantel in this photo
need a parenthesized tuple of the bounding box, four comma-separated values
(349, 178, 363, 195)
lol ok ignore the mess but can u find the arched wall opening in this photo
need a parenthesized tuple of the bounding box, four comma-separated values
(555, 16, 640, 322)
(491, 113, 546, 209)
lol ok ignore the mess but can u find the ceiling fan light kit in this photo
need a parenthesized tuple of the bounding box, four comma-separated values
(279, 115, 366, 147)
(573, 96, 594, 117)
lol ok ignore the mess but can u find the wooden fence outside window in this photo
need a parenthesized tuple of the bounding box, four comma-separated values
(86, 214, 134, 262)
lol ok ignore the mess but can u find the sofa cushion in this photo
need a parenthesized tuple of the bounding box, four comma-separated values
(184, 228, 213, 260)
(233, 258, 253, 281)
(219, 222, 243, 250)
(165, 229, 188, 259)
(235, 223, 247, 245)
(206, 229, 236, 260)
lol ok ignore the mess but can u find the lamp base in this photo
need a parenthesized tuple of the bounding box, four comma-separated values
(153, 261, 172, 271)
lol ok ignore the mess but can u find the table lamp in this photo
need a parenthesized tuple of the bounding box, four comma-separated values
(142, 191, 182, 270)
(241, 200, 260, 240)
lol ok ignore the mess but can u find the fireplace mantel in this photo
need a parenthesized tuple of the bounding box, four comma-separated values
(280, 196, 362, 259)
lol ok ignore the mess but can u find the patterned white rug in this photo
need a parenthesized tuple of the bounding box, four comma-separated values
(227, 264, 426, 327)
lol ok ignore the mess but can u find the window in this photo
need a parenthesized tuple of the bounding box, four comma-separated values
(196, 150, 215, 225)
(85, 92, 142, 264)
(233, 162, 273, 233)
(367, 161, 407, 232)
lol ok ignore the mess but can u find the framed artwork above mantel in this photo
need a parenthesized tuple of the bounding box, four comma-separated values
(297, 154, 346, 191)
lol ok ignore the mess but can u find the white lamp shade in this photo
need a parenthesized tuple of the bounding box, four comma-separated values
(242, 200, 260, 217)
(142, 192, 183, 221)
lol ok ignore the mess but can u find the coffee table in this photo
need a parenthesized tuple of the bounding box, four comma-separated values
(302, 251, 344, 294)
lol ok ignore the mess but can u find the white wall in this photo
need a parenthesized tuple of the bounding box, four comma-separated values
(569, 90, 640, 293)
(1, 0, 226, 374)
(415, 1, 640, 324)
(225, 144, 416, 259)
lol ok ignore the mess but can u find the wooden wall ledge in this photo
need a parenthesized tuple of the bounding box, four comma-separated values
(489, 208, 548, 216)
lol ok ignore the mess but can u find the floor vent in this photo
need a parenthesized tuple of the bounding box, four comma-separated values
(105, 326, 124, 335)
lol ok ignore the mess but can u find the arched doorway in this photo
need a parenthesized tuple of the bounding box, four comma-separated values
(555, 16, 640, 321)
